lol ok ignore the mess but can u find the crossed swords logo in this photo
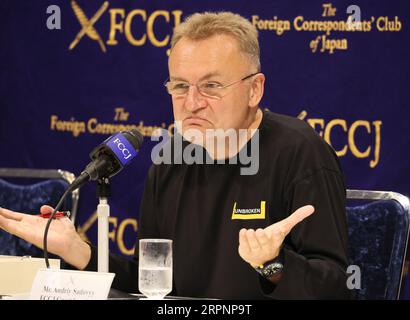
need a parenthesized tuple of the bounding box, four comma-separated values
(69, 0, 109, 52)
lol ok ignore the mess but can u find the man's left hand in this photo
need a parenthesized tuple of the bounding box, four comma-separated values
(238, 205, 315, 268)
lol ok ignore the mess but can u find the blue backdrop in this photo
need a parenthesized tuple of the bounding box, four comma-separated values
(0, 0, 409, 297)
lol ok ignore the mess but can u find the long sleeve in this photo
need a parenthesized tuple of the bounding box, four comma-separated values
(263, 167, 352, 299)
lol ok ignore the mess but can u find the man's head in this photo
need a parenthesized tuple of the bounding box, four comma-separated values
(167, 12, 265, 136)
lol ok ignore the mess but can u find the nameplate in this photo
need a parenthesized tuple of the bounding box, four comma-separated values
(30, 268, 115, 300)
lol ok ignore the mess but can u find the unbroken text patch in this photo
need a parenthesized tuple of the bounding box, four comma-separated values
(231, 201, 266, 220)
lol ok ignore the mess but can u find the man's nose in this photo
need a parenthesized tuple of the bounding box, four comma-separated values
(184, 85, 207, 111)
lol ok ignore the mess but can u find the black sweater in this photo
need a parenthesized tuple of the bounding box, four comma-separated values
(84, 109, 351, 299)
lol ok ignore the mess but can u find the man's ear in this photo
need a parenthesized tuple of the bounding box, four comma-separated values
(249, 73, 265, 108)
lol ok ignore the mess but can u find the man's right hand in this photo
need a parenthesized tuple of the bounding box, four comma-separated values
(0, 205, 91, 270)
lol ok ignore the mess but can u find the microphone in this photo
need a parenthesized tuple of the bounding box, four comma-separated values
(43, 129, 143, 268)
(69, 129, 144, 191)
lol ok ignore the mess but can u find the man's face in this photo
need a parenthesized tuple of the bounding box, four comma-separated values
(168, 34, 258, 136)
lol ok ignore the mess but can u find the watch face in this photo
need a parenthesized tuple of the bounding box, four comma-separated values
(262, 262, 283, 278)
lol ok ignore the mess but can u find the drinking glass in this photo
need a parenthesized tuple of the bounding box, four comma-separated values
(138, 239, 173, 299)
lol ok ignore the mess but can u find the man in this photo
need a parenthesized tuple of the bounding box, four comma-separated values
(0, 12, 350, 299)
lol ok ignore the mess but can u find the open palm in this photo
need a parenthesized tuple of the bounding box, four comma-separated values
(0, 205, 79, 259)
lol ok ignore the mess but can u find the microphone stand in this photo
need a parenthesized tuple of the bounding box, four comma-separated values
(97, 177, 111, 273)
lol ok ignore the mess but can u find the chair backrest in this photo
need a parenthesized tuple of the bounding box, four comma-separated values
(346, 189, 410, 300)
(0, 168, 79, 257)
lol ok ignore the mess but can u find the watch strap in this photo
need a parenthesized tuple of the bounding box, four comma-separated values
(254, 250, 284, 278)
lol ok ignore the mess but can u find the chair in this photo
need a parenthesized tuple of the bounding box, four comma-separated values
(0, 168, 79, 257)
(346, 189, 410, 300)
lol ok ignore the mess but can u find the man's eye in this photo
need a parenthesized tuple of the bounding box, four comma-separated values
(202, 82, 222, 89)
(172, 83, 189, 90)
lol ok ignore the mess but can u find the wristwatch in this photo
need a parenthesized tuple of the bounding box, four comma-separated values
(254, 251, 284, 278)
